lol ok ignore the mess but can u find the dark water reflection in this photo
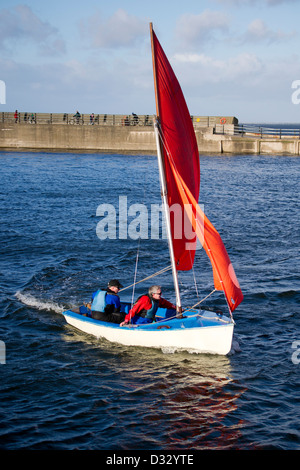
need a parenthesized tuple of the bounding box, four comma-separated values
(0, 152, 299, 450)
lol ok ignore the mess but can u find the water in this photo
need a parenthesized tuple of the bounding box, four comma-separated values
(0, 151, 299, 451)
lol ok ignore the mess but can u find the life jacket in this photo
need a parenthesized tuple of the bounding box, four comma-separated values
(91, 290, 106, 312)
(135, 294, 159, 320)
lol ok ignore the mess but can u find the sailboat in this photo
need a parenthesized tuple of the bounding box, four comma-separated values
(61, 24, 243, 355)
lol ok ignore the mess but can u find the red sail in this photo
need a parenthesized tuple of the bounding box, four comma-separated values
(151, 28, 200, 270)
(169, 164, 244, 313)
(151, 25, 243, 312)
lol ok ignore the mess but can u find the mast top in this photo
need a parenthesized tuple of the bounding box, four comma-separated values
(150, 23, 160, 118)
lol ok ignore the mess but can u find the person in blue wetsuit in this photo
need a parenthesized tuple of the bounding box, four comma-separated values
(90, 279, 125, 324)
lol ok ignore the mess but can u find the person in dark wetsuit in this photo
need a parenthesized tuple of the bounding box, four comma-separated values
(90, 279, 125, 324)
(120, 285, 176, 326)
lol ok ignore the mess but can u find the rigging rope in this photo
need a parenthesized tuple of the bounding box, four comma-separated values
(191, 263, 200, 300)
(127, 155, 153, 307)
(120, 265, 172, 293)
(184, 288, 217, 313)
(131, 237, 141, 309)
(154, 288, 218, 322)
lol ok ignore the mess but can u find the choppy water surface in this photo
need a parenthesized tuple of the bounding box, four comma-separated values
(0, 151, 299, 450)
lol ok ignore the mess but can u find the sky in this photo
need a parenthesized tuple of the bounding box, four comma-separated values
(1, 0, 300, 123)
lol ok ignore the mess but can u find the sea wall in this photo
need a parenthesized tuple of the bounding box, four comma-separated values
(1, 121, 300, 155)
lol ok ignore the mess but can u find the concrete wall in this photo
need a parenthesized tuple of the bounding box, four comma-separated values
(0, 123, 157, 154)
(1, 122, 300, 155)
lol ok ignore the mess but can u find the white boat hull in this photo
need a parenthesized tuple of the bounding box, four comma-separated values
(62, 309, 234, 355)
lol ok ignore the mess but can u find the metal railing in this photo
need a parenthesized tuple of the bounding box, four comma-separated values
(1, 112, 154, 126)
(232, 124, 300, 139)
(1, 112, 238, 128)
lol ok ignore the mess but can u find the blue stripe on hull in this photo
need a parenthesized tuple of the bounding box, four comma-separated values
(62, 309, 232, 331)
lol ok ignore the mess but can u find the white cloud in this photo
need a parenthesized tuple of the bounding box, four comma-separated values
(175, 10, 230, 48)
(170, 47, 300, 122)
(243, 18, 295, 43)
(79, 8, 148, 49)
(174, 51, 263, 82)
(0, 5, 65, 55)
(0, 51, 154, 114)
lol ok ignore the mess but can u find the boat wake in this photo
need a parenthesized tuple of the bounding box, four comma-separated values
(15, 291, 65, 314)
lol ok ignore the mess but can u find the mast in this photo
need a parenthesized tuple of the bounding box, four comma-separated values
(150, 23, 182, 314)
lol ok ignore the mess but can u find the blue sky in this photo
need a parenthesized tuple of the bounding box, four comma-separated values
(0, 0, 300, 122)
